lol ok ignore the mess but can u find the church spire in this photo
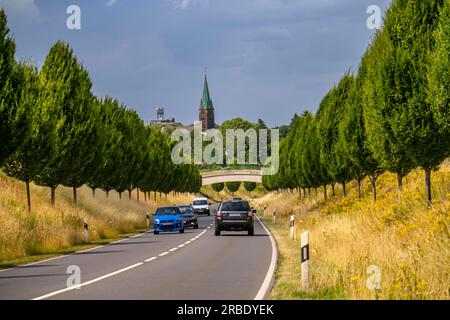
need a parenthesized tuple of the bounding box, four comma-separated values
(200, 70, 214, 110)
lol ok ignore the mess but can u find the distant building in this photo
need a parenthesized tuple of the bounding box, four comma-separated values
(199, 72, 215, 130)
(150, 107, 178, 125)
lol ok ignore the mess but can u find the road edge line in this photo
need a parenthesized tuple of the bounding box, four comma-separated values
(254, 214, 278, 301)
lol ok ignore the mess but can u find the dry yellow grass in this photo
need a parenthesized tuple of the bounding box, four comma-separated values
(253, 164, 450, 300)
(0, 171, 197, 264)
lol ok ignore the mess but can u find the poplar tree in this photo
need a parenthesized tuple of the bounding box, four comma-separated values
(0, 10, 29, 164)
(212, 183, 224, 197)
(35, 41, 96, 204)
(226, 182, 241, 196)
(3, 63, 50, 212)
(244, 182, 257, 197)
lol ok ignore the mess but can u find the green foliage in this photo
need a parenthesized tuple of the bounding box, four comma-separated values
(212, 183, 225, 193)
(0, 9, 202, 207)
(225, 181, 241, 194)
(428, 0, 450, 158)
(243, 182, 257, 193)
(0, 10, 29, 164)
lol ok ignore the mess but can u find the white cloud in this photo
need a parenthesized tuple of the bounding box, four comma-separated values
(167, 0, 208, 10)
(106, 0, 118, 7)
(0, 0, 40, 19)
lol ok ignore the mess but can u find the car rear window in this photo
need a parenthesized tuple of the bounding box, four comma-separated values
(193, 200, 207, 206)
(220, 201, 250, 211)
(178, 206, 193, 214)
(156, 207, 181, 215)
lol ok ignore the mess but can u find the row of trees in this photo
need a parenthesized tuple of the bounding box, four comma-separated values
(0, 10, 202, 211)
(263, 0, 450, 205)
(212, 182, 257, 197)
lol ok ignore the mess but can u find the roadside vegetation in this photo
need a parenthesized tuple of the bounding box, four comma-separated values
(0, 171, 196, 267)
(253, 162, 450, 300)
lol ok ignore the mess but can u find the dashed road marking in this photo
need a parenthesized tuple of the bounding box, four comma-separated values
(145, 257, 157, 262)
(33, 224, 211, 300)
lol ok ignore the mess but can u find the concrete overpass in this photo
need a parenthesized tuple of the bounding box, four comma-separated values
(201, 170, 262, 186)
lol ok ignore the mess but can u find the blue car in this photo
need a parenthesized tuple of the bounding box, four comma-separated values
(153, 206, 184, 235)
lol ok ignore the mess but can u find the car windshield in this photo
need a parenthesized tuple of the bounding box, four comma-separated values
(193, 200, 207, 206)
(178, 206, 194, 214)
(156, 207, 181, 215)
(220, 201, 250, 211)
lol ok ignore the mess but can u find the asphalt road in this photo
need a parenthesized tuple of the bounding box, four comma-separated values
(0, 204, 275, 300)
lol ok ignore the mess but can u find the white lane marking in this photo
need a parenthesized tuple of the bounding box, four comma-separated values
(33, 263, 144, 300)
(144, 257, 157, 262)
(254, 214, 278, 301)
(31, 226, 212, 300)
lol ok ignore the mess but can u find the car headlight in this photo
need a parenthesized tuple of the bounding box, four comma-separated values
(155, 219, 160, 223)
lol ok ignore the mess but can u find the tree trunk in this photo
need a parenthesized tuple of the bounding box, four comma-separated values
(323, 185, 327, 201)
(128, 189, 132, 200)
(92, 188, 96, 198)
(137, 188, 140, 202)
(397, 171, 404, 193)
(144, 191, 147, 202)
(424, 167, 432, 207)
(73, 187, 78, 204)
(308, 188, 311, 196)
(331, 182, 336, 196)
(369, 175, 377, 203)
(51, 186, 56, 206)
(357, 178, 362, 199)
(154, 192, 157, 201)
(119, 192, 122, 199)
(26, 180, 31, 212)
(106, 190, 109, 198)
(342, 182, 347, 197)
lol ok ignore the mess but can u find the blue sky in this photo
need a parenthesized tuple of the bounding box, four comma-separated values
(1, 0, 390, 127)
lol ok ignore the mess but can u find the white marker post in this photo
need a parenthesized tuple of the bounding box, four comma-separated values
(273, 209, 277, 224)
(146, 211, 150, 229)
(83, 218, 89, 243)
(290, 215, 295, 240)
(301, 231, 310, 291)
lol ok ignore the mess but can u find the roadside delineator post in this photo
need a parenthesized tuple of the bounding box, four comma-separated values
(301, 231, 310, 291)
(273, 209, 277, 224)
(290, 215, 295, 240)
(83, 218, 89, 243)
(264, 205, 267, 216)
(146, 211, 150, 228)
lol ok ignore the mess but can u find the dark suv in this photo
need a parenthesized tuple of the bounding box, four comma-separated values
(215, 200, 256, 236)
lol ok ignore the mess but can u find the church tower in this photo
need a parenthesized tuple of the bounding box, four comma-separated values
(199, 72, 215, 130)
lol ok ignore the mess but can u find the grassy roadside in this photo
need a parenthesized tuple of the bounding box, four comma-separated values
(0, 229, 147, 269)
(252, 164, 450, 300)
(258, 214, 346, 299)
(0, 171, 198, 269)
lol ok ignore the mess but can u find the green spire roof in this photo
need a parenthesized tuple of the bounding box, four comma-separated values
(200, 74, 214, 110)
